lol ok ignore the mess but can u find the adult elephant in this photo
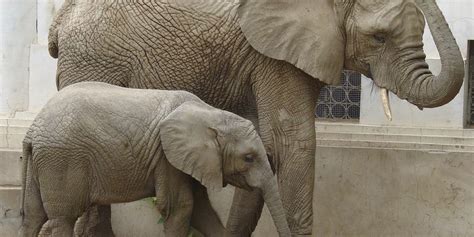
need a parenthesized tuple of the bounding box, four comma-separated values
(48, 0, 464, 236)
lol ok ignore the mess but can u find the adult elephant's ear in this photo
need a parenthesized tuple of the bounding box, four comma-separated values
(238, 0, 345, 85)
(159, 101, 223, 191)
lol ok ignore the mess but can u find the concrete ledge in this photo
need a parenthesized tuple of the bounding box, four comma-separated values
(318, 139, 474, 153)
(0, 117, 31, 149)
(316, 121, 474, 137)
(318, 131, 474, 146)
(316, 121, 474, 153)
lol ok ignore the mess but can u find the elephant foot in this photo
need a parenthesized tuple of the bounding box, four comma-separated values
(88, 228, 115, 237)
(74, 205, 115, 237)
(224, 231, 311, 237)
(224, 233, 250, 237)
(83, 213, 115, 237)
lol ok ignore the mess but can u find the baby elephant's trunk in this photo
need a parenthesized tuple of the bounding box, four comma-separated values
(261, 176, 292, 237)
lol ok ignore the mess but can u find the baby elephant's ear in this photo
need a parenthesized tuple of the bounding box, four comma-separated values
(159, 101, 223, 191)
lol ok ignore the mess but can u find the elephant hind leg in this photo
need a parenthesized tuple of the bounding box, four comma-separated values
(39, 218, 76, 237)
(18, 185, 48, 237)
(74, 205, 115, 237)
(41, 199, 83, 237)
(38, 157, 90, 236)
(18, 175, 47, 237)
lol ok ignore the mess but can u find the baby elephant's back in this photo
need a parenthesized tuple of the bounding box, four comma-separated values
(28, 82, 200, 148)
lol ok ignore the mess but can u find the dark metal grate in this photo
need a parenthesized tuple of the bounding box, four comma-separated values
(469, 40, 474, 125)
(315, 71, 361, 120)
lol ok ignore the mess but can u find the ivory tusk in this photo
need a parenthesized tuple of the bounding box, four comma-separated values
(380, 88, 392, 121)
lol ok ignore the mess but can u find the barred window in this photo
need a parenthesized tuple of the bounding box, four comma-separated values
(315, 71, 361, 120)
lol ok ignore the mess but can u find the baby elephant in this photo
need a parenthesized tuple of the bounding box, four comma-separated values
(18, 82, 290, 237)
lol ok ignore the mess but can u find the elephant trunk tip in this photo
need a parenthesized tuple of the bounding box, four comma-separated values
(261, 177, 292, 237)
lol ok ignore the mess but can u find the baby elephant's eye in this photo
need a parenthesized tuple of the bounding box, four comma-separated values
(244, 154, 255, 163)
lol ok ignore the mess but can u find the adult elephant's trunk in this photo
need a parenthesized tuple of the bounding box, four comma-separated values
(401, 0, 464, 108)
(261, 176, 292, 237)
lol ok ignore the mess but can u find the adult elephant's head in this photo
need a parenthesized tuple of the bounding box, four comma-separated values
(159, 101, 291, 237)
(239, 0, 464, 113)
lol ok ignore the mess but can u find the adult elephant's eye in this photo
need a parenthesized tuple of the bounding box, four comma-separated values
(373, 34, 386, 44)
(244, 154, 255, 163)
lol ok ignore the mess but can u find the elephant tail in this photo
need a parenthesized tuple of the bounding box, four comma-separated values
(48, 0, 74, 58)
(48, 28, 59, 58)
(48, 10, 62, 58)
(20, 139, 32, 219)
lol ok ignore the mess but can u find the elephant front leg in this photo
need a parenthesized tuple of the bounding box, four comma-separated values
(75, 205, 114, 237)
(268, 121, 316, 236)
(227, 62, 320, 236)
(39, 218, 76, 237)
(190, 183, 226, 237)
(261, 102, 318, 235)
(90, 205, 114, 236)
(155, 163, 195, 237)
(162, 202, 193, 237)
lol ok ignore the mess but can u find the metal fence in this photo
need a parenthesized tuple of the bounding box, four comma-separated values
(315, 71, 361, 120)
(469, 41, 474, 125)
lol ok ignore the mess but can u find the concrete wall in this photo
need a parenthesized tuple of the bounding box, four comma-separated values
(28, 45, 58, 113)
(29, 0, 63, 113)
(314, 147, 474, 237)
(0, 0, 62, 116)
(423, 0, 474, 60)
(37, 0, 65, 45)
(0, 0, 37, 115)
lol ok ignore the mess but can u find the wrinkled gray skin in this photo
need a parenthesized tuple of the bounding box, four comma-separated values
(49, 0, 464, 236)
(18, 82, 291, 237)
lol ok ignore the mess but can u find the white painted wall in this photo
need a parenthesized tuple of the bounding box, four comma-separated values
(37, 0, 65, 45)
(424, 0, 474, 59)
(28, 45, 59, 112)
(0, 0, 63, 115)
(0, 0, 37, 115)
(28, 0, 64, 113)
